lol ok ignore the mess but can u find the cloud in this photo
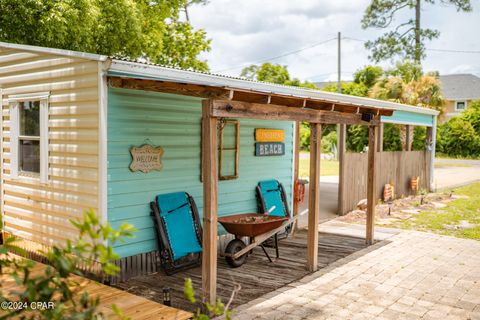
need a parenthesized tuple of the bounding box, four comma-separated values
(189, 0, 480, 81)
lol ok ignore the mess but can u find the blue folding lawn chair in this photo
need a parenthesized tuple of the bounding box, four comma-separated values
(150, 192, 202, 275)
(256, 180, 291, 218)
(255, 179, 293, 259)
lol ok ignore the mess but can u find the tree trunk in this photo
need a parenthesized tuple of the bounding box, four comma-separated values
(184, 4, 190, 21)
(415, 0, 421, 63)
(400, 125, 413, 151)
(400, 125, 407, 150)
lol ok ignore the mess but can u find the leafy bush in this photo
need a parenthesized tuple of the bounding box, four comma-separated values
(346, 125, 368, 152)
(383, 124, 402, 151)
(184, 278, 238, 320)
(437, 117, 480, 158)
(321, 130, 337, 153)
(0, 210, 135, 320)
(299, 122, 310, 151)
(463, 100, 480, 133)
(299, 123, 336, 151)
(436, 100, 480, 158)
(412, 126, 426, 151)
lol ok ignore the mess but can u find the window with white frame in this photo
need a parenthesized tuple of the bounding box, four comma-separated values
(9, 93, 49, 183)
(455, 101, 467, 111)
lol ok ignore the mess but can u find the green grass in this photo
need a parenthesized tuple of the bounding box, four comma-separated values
(299, 157, 339, 177)
(434, 162, 473, 168)
(395, 182, 480, 240)
(436, 153, 480, 160)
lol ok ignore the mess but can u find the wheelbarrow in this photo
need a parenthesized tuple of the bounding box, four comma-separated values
(218, 211, 297, 268)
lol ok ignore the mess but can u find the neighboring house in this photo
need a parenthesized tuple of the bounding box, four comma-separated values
(439, 74, 480, 122)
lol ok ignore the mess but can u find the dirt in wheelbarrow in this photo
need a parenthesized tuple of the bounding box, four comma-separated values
(232, 215, 273, 224)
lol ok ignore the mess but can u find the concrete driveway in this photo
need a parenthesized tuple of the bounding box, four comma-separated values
(434, 159, 480, 190)
(297, 176, 338, 228)
(235, 228, 480, 320)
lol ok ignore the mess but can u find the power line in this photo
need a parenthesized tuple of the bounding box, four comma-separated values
(343, 36, 480, 54)
(426, 48, 480, 54)
(213, 36, 337, 73)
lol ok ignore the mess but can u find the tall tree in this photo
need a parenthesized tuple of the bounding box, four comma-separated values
(362, 0, 472, 63)
(323, 65, 385, 96)
(0, 0, 211, 71)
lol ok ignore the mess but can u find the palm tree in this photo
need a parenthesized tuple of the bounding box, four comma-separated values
(370, 71, 444, 150)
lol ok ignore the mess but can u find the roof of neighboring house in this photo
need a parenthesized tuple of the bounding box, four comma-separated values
(0, 41, 439, 117)
(439, 74, 480, 101)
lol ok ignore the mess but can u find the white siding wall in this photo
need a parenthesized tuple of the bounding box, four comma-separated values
(0, 47, 101, 247)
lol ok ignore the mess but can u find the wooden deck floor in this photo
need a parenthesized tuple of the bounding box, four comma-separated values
(116, 231, 370, 312)
(0, 258, 192, 320)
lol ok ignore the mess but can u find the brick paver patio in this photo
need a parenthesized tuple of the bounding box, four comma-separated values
(234, 230, 480, 320)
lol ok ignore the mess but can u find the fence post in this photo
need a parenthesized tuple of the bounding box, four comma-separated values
(337, 124, 346, 215)
(366, 125, 378, 245)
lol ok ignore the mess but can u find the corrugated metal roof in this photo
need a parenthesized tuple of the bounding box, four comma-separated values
(0, 41, 438, 116)
(440, 74, 480, 101)
(109, 59, 439, 116)
(0, 41, 108, 61)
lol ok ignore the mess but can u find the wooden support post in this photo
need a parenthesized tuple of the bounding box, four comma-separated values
(366, 125, 378, 245)
(337, 124, 346, 215)
(307, 123, 321, 272)
(292, 121, 300, 233)
(201, 100, 218, 307)
(405, 125, 412, 151)
(377, 123, 384, 152)
(426, 119, 436, 191)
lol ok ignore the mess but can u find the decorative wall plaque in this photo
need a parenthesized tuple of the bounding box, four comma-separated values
(129, 144, 164, 173)
(255, 129, 285, 142)
(255, 142, 285, 156)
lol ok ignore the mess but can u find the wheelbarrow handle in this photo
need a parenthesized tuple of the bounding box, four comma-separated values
(265, 205, 276, 215)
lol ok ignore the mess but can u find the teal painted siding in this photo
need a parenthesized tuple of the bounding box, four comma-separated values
(381, 110, 434, 126)
(107, 88, 294, 258)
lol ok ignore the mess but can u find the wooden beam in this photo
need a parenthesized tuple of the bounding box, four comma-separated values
(109, 76, 394, 118)
(377, 123, 384, 152)
(366, 125, 378, 245)
(307, 123, 321, 272)
(337, 124, 346, 215)
(305, 100, 336, 111)
(109, 77, 230, 99)
(201, 100, 218, 307)
(230, 90, 269, 104)
(270, 95, 305, 108)
(211, 100, 381, 125)
(292, 121, 300, 233)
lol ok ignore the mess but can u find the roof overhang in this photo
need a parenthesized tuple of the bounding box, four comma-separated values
(108, 59, 439, 116)
(0, 41, 108, 61)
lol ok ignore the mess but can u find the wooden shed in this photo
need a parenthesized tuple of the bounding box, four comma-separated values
(0, 42, 438, 305)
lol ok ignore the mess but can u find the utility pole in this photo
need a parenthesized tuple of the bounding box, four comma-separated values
(337, 31, 347, 215)
(337, 32, 341, 94)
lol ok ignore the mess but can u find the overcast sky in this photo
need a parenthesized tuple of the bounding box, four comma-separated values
(189, 0, 480, 82)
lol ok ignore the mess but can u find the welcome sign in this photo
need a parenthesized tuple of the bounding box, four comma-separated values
(254, 128, 285, 157)
(129, 144, 164, 173)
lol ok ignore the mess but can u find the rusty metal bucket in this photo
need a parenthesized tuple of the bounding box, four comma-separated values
(218, 213, 288, 238)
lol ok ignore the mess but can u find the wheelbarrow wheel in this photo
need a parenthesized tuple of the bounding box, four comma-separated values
(225, 239, 247, 268)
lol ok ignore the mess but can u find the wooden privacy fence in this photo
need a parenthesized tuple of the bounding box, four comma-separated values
(339, 150, 431, 214)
